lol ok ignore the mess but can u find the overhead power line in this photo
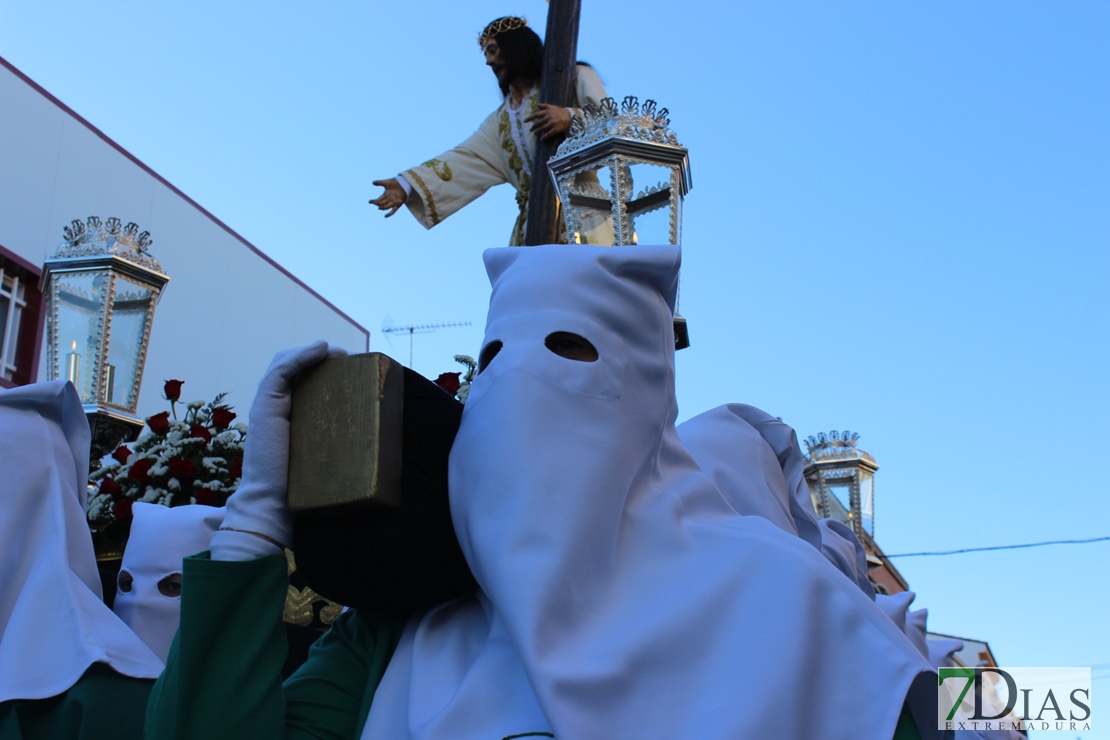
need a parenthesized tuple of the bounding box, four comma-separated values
(886, 535, 1110, 559)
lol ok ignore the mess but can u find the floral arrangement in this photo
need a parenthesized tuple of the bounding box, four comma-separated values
(87, 379, 245, 546)
(434, 354, 476, 403)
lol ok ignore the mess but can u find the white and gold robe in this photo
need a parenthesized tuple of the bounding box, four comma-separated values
(399, 64, 606, 245)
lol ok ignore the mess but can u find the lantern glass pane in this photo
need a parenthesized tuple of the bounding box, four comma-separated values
(53, 271, 107, 402)
(859, 471, 875, 536)
(566, 166, 616, 245)
(808, 488, 821, 517)
(106, 275, 154, 409)
(625, 161, 674, 246)
(819, 470, 853, 527)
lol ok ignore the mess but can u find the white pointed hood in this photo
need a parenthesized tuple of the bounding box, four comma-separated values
(927, 636, 965, 668)
(905, 607, 931, 659)
(877, 590, 917, 635)
(114, 502, 224, 661)
(678, 402, 822, 548)
(367, 244, 937, 739)
(0, 381, 163, 702)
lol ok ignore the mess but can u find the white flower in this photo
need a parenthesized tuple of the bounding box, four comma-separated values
(454, 354, 477, 381)
(87, 493, 109, 520)
(202, 456, 227, 472)
(453, 354, 477, 403)
(215, 430, 240, 445)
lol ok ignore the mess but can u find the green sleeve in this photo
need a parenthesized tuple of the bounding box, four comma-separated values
(145, 552, 406, 740)
(285, 608, 407, 739)
(892, 703, 923, 740)
(0, 664, 152, 740)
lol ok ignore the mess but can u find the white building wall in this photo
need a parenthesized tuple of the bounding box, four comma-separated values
(0, 58, 368, 418)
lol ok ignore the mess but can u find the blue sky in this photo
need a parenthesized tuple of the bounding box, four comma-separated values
(3, 0, 1107, 729)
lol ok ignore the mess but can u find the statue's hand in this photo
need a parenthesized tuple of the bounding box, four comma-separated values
(525, 104, 571, 142)
(370, 178, 407, 218)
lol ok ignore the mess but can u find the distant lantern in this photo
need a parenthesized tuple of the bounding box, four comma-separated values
(41, 217, 169, 460)
(803, 431, 879, 541)
(547, 96, 692, 349)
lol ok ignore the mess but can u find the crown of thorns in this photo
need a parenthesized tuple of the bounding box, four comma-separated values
(478, 16, 528, 47)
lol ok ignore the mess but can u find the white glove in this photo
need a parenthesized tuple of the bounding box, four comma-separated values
(211, 341, 344, 561)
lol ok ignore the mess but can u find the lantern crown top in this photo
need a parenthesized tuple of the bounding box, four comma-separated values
(53, 216, 164, 273)
(556, 96, 683, 159)
(804, 430, 875, 463)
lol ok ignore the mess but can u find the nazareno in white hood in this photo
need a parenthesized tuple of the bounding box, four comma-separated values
(365, 244, 939, 739)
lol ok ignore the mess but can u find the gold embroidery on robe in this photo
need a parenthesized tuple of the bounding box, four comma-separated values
(421, 158, 453, 182)
(282, 549, 342, 627)
(404, 168, 441, 225)
(498, 109, 524, 178)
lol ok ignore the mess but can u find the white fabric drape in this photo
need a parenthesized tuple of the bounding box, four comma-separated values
(0, 381, 163, 702)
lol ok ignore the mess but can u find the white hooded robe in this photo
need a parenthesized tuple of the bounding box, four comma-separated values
(364, 244, 939, 739)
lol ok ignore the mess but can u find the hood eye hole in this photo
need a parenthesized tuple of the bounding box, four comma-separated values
(158, 573, 183, 598)
(545, 332, 598, 363)
(478, 340, 502, 373)
(117, 570, 134, 593)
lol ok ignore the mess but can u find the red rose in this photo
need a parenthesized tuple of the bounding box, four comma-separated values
(128, 458, 154, 483)
(168, 457, 196, 479)
(194, 488, 215, 506)
(434, 372, 461, 395)
(211, 407, 237, 429)
(147, 411, 171, 435)
(189, 424, 213, 443)
(229, 456, 243, 480)
(164, 379, 184, 401)
(111, 445, 132, 465)
(114, 499, 133, 521)
(99, 476, 121, 495)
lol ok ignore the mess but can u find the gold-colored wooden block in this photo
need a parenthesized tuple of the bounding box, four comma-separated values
(287, 352, 403, 513)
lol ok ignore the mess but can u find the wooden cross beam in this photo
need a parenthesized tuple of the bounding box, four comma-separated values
(523, 0, 582, 246)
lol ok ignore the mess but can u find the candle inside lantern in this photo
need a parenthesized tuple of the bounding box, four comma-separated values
(65, 340, 81, 388)
(104, 363, 116, 403)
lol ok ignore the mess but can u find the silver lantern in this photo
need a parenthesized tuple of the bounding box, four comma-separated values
(548, 96, 691, 247)
(41, 217, 169, 458)
(803, 431, 879, 541)
(548, 96, 692, 348)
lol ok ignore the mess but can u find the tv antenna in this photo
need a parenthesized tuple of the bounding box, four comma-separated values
(380, 316, 471, 367)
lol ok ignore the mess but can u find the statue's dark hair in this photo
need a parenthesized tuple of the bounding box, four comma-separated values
(492, 25, 544, 97)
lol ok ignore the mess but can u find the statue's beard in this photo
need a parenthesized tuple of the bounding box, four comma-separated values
(493, 64, 514, 97)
